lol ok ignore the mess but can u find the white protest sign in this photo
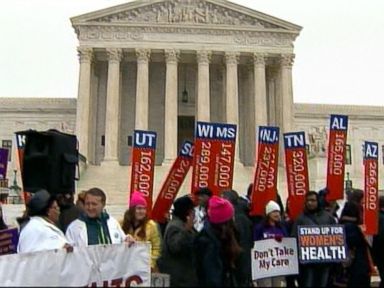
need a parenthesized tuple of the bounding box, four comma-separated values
(251, 238, 299, 280)
(0, 243, 150, 287)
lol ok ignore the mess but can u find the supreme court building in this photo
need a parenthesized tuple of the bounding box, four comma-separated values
(2, 0, 384, 205)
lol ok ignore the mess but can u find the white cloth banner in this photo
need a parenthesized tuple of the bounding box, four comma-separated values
(0, 243, 151, 286)
(251, 238, 299, 280)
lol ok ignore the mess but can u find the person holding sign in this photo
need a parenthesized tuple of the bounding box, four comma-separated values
(292, 191, 336, 287)
(157, 196, 198, 287)
(253, 200, 288, 287)
(338, 202, 372, 287)
(195, 196, 241, 287)
(66, 188, 128, 246)
(122, 191, 161, 271)
(193, 188, 212, 232)
(373, 196, 384, 288)
(18, 190, 71, 253)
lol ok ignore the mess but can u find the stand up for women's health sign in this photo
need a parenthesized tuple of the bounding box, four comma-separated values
(191, 122, 237, 196)
(130, 130, 157, 213)
(298, 225, 347, 264)
(363, 141, 379, 235)
(326, 115, 349, 201)
(251, 126, 279, 216)
(284, 132, 309, 221)
(152, 141, 194, 223)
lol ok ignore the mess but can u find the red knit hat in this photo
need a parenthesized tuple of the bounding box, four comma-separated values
(130, 191, 147, 208)
(208, 196, 234, 224)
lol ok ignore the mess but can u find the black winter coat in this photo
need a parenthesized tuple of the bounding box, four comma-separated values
(372, 211, 384, 266)
(195, 222, 238, 287)
(344, 222, 371, 287)
(157, 217, 198, 287)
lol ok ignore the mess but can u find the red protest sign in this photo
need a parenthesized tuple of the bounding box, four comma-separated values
(251, 126, 279, 216)
(191, 122, 237, 196)
(129, 130, 157, 214)
(326, 115, 348, 201)
(284, 132, 309, 221)
(152, 141, 194, 223)
(363, 141, 379, 235)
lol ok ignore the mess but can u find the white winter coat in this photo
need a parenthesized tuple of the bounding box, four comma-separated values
(65, 215, 126, 246)
(17, 216, 68, 253)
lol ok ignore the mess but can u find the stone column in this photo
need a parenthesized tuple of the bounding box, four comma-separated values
(196, 50, 211, 122)
(280, 54, 295, 133)
(135, 48, 151, 130)
(164, 49, 180, 164)
(254, 53, 268, 128)
(225, 52, 240, 161)
(76, 47, 93, 162)
(266, 68, 278, 125)
(104, 48, 122, 162)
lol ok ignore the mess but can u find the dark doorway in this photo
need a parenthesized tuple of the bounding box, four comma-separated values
(178, 116, 195, 150)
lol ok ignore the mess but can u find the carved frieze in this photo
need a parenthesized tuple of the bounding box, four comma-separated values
(89, 0, 282, 29)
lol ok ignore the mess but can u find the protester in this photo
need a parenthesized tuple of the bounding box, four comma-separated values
(372, 196, 384, 288)
(122, 191, 161, 271)
(194, 187, 212, 232)
(0, 204, 7, 230)
(75, 190, 86, 212)
(66, 188, 128, 246)
(292, 191, 336, 287)
(338, 202, 372, 287)
(195, 195, 242, 287)
(18, 189, 70, 253)
(254, 200, 288, 287)
(56, 193, 81, 233)
(157, 195, 198, 287)
(222, 190, 253, 287)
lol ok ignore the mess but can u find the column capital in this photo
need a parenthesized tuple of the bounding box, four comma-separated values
(280, 54, 295, 68)
(77, 47, 93, 63)
(225, 52, 240, 65)
(196, 50, 212, 64)
(165, 49, 180, 64)
(136, 48, 151, 63)
(253, 53, 268, 66)
(106, 48, 123, 62)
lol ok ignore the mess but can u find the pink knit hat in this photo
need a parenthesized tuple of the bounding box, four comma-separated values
(130, 191, 147, 208)
(208, 196, 234, 224)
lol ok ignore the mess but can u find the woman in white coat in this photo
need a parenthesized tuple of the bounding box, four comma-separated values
(18, 190, 70, 253)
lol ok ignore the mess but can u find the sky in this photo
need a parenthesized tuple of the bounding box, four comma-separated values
(0, 0, 383, 106)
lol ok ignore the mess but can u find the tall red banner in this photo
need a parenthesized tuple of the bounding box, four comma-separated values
(326, 115, 349, 201)
(191, 122, 237, 196)
(152, 141, 194, 223)
(284, 132, 309, 221)
(129, 130, 157, 213)
(251, 126, 279, 216)
(363, 141, 379, 235)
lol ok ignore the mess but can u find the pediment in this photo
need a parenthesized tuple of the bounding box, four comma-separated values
(72, 0, 302, 32)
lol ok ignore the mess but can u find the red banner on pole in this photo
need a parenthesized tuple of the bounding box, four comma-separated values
(191, 122, 237, 196)
(152, 141, 194, 223)
(251, 126, 279, 216)
(326, 115, 349, 201)
(284, 132, 309, 221)
(129, 130, 157, 214)
(363, 141, 379, 235)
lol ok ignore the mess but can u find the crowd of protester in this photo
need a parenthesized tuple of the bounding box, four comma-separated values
(0, 185, 383, 287)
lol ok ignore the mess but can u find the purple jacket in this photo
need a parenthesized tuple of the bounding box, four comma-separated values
(253, 221, 288, 241)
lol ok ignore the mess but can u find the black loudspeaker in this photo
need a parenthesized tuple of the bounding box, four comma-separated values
(20, 129, 79, 195)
